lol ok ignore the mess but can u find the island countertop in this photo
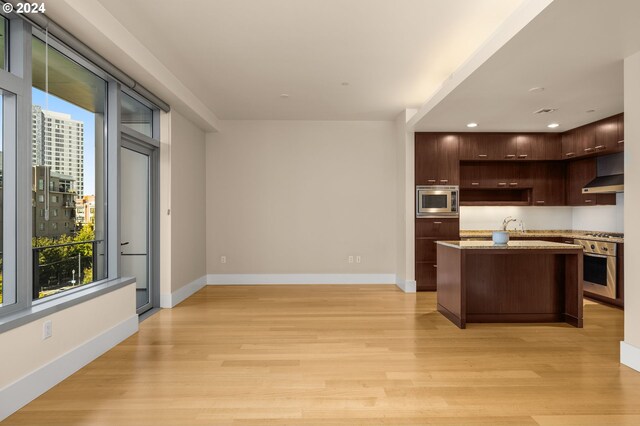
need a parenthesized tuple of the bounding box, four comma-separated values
(436, 240, 583, 250)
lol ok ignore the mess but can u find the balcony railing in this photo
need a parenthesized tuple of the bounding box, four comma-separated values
(32, 239, 103, 299)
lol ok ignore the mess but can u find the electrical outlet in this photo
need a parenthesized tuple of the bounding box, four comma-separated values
(220, 255, 227, 264)
(348, 255, 354, 264)
(356, 255, 361, 264)
(42, 320, 52, 340)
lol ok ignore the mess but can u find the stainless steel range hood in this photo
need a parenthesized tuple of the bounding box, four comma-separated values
(582, 152, 624, 194)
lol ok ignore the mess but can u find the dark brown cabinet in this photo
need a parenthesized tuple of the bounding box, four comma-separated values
(575, 124, 596, 157)
(530, 134, 562, 160)
(531, 162, 565, 206)
(566, 158, 616, 206)
(561, 130, 577, 159)
(416, 218, 459, 291)
(415, 133, 459, 185)
(595, 113, 624, 154)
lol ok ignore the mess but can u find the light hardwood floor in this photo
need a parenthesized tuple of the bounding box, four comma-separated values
(5, 285, 640, 425)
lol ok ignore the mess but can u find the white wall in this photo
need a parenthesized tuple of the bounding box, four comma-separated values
(622, 51, 640, 371)
(460, 193, 624, 232)
(0, 284, 137, 419)
(572, 193, 624, 232)
(460, 206, 573, 230)
(395, 111, 416, 291)
(166, 110, 208, 301)
(206, 120, 396, 278)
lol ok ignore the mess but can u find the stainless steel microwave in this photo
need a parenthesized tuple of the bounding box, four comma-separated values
(416, 185, 459, 218)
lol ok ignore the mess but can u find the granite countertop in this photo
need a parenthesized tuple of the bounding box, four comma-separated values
(437, 240, 584, 250)
(459, 230, 624, 244)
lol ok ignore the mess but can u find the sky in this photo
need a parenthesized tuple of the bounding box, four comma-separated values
(32, 88, 96, 196)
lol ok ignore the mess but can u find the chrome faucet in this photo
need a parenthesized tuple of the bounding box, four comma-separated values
(502, 216, 518, 231)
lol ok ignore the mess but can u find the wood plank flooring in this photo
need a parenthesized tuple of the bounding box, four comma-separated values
(5, 285, 640, 425)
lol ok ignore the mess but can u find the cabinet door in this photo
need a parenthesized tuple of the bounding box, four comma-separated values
(561, 130, 577, 159)
(415, 218, 459, 238)
(516, 134, 533, 160)
(437, 134, 459, 185)
(415, 133, 439, 185)
(531, 162, 565, 206)
(543, 134, 562, 160)
(460, 162, 483, 188)
(459, 134, 477, 161)
(594, 115, 618, 154)
(566, 158, 596, 205)
(575, 124, 596, 157)
(416, 262, 437, 291)
(616, 114, 624, 152)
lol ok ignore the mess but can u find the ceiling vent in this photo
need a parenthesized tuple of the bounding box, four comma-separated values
(533, 108, 558, 114)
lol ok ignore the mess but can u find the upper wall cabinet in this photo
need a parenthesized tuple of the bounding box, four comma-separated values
(415, 133, 459, 185)
(460, 133, 561, 161)
(594, 113, 624, 154)
(561, 113, 624, 159)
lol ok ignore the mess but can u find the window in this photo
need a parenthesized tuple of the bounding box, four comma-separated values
(121, 93, 153, 137)
(31, 36, 107, 300)
(0, 16, 6, 70)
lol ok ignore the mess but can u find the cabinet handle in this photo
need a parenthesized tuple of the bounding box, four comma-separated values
(427, 179, 436, 183)
(618, 140, 625, 144)
(498, 182, 507, 186)
(471, 182, 480, 186)
(433, 221, 442, 224)
(433, 264, 438, 268)
(536, 201, 545, 204)
(518, 154, 528, 158)
(585, 199, 593, 203)
(565, 152, 575, 157)
(478, 154, 488, 158)
(584, 147, 594, 152)
(505, 154, 516, 159)
(509, 182, 518, 186)
(595, 145, 605, 150)
(440, 179, 448, 183)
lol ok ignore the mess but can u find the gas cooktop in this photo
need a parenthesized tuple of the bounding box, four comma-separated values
(583, 232, 624, 239)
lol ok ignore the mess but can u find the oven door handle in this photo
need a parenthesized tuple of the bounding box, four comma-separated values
(584, 253, 610, 259)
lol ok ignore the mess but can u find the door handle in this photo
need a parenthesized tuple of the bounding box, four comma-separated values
(121, 242, 130, 246)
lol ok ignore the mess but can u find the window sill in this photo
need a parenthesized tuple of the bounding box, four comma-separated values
(0, 277, 136, 334)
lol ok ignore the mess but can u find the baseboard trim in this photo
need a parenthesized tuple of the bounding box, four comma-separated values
(621, 341, 640, 372)
(206, 273, 396, 285)
(0, 314, 138, 421)
(395, 279, 416, 293)
(160, 275, 207, 308)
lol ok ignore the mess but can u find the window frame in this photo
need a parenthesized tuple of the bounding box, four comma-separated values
(0, 12, 162, 326)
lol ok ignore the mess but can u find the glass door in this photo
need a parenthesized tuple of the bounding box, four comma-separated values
(121, 138, 157, 314)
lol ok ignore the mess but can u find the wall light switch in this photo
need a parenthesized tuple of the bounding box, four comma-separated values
(356, 256, 361, 264)
(348, 256, 354, 264)
(220, 255, 227, 264)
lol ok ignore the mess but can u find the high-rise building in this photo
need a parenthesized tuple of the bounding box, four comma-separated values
(32, 166, 77, 239)
(32, 105, 85, 195)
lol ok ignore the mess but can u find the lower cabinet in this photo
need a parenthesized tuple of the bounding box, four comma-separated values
(416, 261, 437, 291)
(415, 218, 459, 291)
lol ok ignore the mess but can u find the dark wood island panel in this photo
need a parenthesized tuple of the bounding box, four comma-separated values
(436, 241, 583, 329)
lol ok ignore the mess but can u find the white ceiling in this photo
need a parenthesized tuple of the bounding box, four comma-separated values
(89, 0, 524, 121)
(414, 0, 640, 132)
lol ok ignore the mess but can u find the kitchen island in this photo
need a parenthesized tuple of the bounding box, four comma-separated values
(436, 240, 584, 328)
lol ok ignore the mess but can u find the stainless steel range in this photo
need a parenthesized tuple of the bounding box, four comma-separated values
(574, 236, 618, 299)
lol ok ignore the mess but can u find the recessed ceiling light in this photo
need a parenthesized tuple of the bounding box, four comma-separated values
(529, 87, 545, 93)
(547, 123, 560, 128)
(466, 122, 478, 128)
(279, 93, 290, 98)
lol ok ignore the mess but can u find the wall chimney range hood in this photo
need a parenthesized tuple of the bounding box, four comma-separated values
(582, 152, 624, 194)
